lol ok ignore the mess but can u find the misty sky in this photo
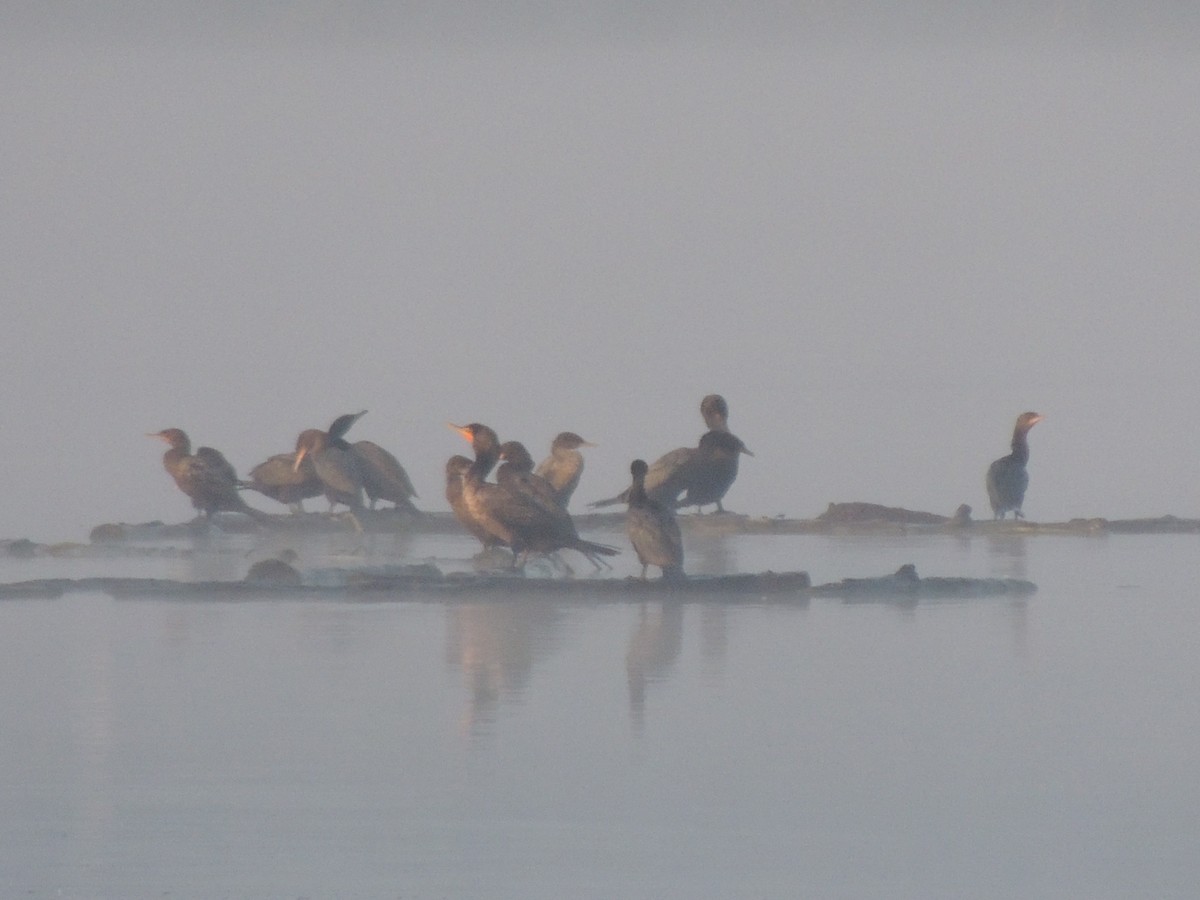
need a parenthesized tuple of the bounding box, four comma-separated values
(4, 5, 1200, 541)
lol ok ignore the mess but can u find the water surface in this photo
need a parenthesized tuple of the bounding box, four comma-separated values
(2, 530, 1197, 898)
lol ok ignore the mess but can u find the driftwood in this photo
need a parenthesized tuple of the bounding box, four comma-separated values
(0, 563, 1038, 604)
(72, 506, 1200, 545)
(810, 564, 1035, 602)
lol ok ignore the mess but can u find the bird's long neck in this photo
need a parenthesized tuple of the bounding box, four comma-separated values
(163, 447, 188, 473)
(1010, 428, 1031, 465)
(468, 447, 498, 484)
(628, 473, 649, 507)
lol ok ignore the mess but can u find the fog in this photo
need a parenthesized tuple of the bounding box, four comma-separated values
(4, 5, 1200, 542)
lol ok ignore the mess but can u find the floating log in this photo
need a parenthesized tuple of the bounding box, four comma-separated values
(809, 564, 1035, 602)
(0, 563, 1039, 604)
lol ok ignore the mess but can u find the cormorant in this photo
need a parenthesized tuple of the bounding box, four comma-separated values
(445, 454, 502, 549)
(534, 432, 596, 508)
(626, 459, 684, 580)
(451, 423, 618, 570)
(700, 393, 729, 432)
(674, 430, 753, 513)
(149, 429, 269, 523)
(353, 440, 420, 513)
(293, 427, 365, 512)
(590, 395, 752, 513)
(320, 410, 420, 513)
(986, 411, 1044, 520)
(239, 452, 322, 512)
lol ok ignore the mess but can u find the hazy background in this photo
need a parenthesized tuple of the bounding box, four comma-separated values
(4, 3, 1199, 542)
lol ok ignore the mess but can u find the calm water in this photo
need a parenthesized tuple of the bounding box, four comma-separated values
(2, 529, 1198, 899)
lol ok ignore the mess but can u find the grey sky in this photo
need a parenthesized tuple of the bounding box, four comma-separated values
(3, 6, 1199, 540)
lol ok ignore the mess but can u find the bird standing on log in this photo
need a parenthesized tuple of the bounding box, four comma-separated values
(625, 458, 684, 580)
(149, 428, 270, 524)
(986, 411, 1044, 520)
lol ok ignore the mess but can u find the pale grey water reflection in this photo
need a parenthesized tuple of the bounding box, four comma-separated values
(2, 531, 1198, 898)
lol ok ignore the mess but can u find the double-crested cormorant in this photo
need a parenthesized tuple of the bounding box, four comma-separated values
(240, 452, 322, 512)
(321, 410, 420, 513)
(149, 428, 268, 522)
(451, 423, 618, 570)
(353, 440, 420, 513)
(498, 441, 563, 512)
(445, 454, 502, 549)
(674, 430, 753, 513)
(294, 426, 364, 512)
(626, 459, 684, 580)
(700, 393, 729, 432)
(534, 432, 596, 508)
(986, 411, 1044, 520)
(590, 395, 752, 513)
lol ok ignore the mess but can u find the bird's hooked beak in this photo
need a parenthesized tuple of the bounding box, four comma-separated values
(741, 445, 755, 457)
(448, 423, 474, 443)
(292, 447, 309, 471)
(146, 431, 169, 443)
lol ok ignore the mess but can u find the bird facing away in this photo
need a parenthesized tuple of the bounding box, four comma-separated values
(149, 428, 267, 522)
(451, 423, 618, 570)
(700, 394, 729, 432)
(626, 458, 684, 580)
(986, 411, 1045, 520)
(534, 432, 596, 508)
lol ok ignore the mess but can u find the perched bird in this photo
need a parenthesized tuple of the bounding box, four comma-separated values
(320, 410, 420, 514)
(674, 430, 753, 513)
(294, 422, 365, 513)
(986, 412, 1045, 520)
(590, 395, 752, 513)
(149, 428, 269, 522)
(239, 452, 322, 512)
(451, 423, 618, 570)
(498, 441, 563, 513)
(625, 459, 684, 580)
(445, 454, 502, 550)
(353, 440, 420, 513)
(534, 432, 596, 508)
(700, 393, 729, 432)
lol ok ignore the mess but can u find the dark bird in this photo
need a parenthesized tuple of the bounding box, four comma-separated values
(498, 441, 563, 512)
(149, 428, 269, 523)
(534, 432, 596, 508)
(239, 452, 322, 512)
(986, 411, 1045, 520)
(590, 395, 753, 513)
(445, 454, 502, 550)
(294, 421, 365, 513)
(321, 410, 420, 513)
(451, 423, 618, 570)
(700, 393, 729, 431)
(674, 430, 753, 513)
(353, 440, 420, 513)
(626, 459, 684, 580)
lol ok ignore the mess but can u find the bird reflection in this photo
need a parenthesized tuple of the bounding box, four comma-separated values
(445, 599, 564, 737)
(626, 601, 684, 736)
